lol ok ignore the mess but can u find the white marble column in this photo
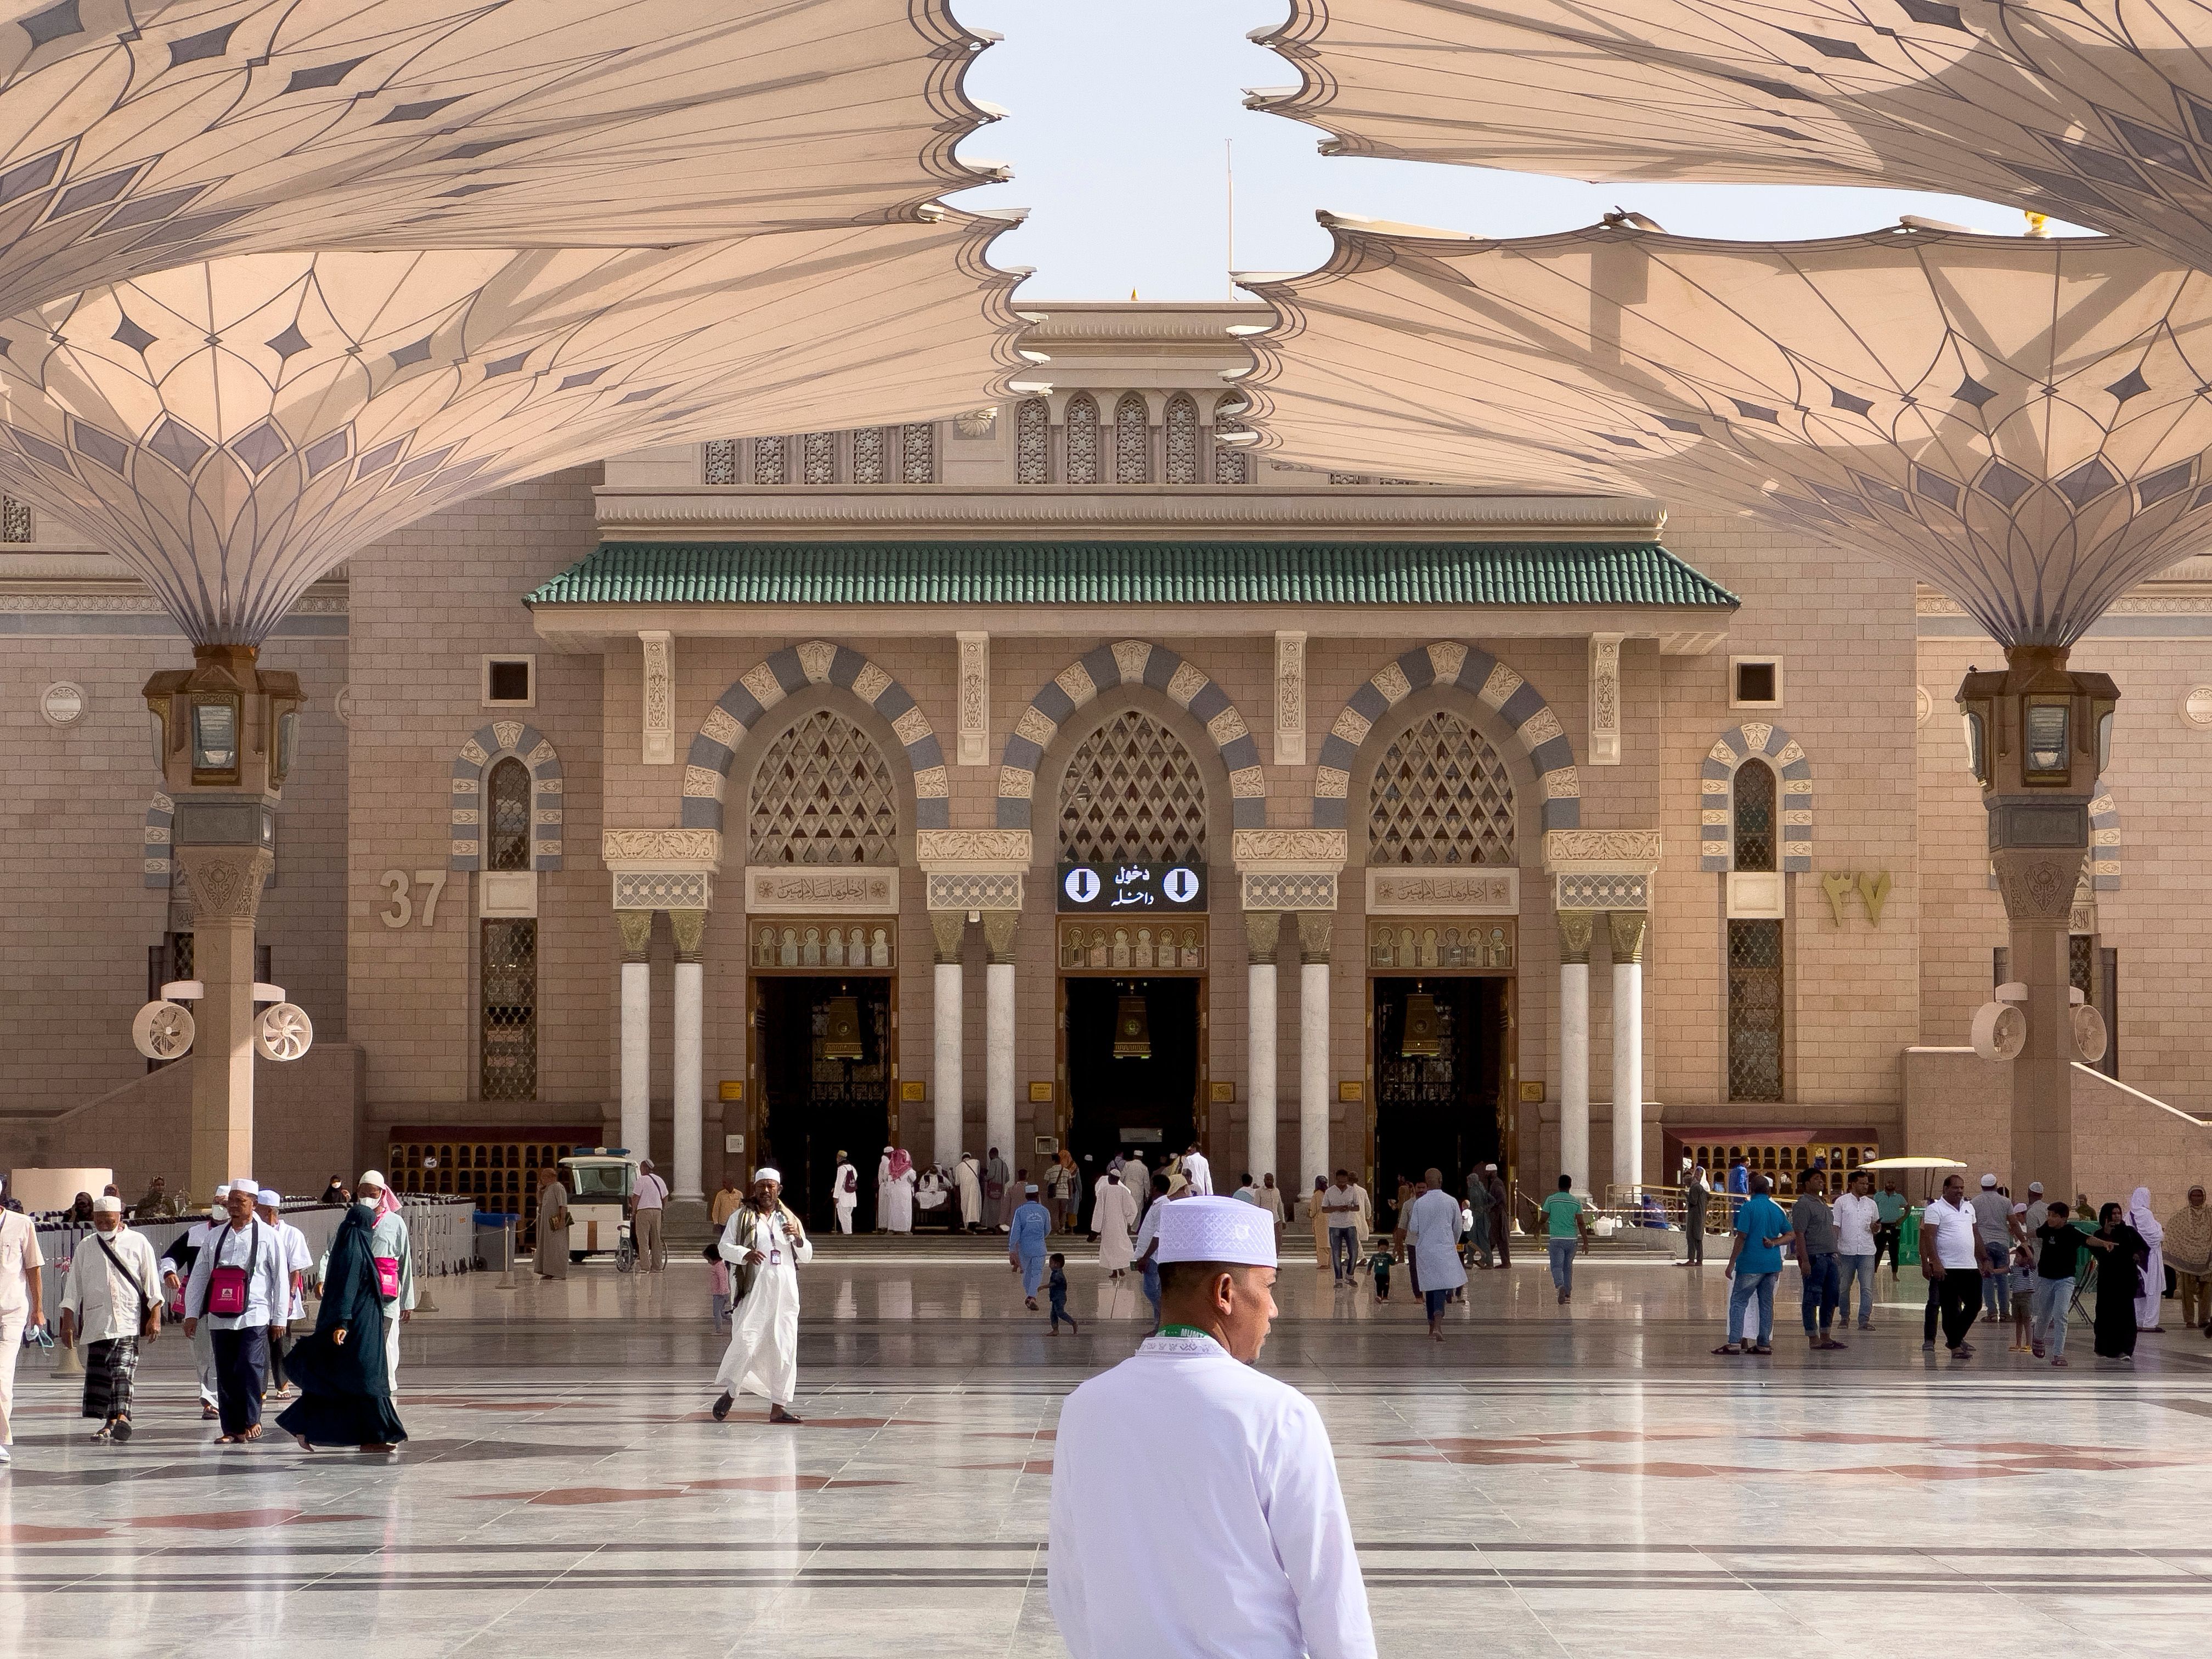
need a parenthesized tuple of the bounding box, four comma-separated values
(929, 913, 964, 1167)
(984, 911, 1019, 1169)
(617, 909, 654, 1160)
(1244, 911, 1280, 1185)
(1558, 909, 1593, 1195)
(1610, 910, 1647, 1197)
(1296, 912, 1333, 1194)
(669, 909, 706, 1203)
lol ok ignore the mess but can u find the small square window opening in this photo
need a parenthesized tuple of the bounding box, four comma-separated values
(484, 657, 534, 707)
(1730, 657, 1782, 708)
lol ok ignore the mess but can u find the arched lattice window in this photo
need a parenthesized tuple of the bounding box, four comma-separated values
(1164, 394, 1199, 483)
(1728, 757, 1784, 1100)
(853, 426, 887, 484)
(486, 757, 533, 872)
(1065, 394, 1100, 484)
(1114, 392, 1150, 483)
(1017, 398, 1049, 483)
(1733, 760, 1776, 873)
(1058, 709, 1207, 865)
(802, 431, 836, 483)
(1367, 710, 1515, 866)
(748, 710, 901, 865)
(1214, 408, 1249, 484)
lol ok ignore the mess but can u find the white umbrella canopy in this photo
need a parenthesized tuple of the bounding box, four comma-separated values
(0, 0, 1003, 316)
(1235, 216, 2212, 647)
(1249, 0, 2212, 274)
(0, 208, 1035, 646)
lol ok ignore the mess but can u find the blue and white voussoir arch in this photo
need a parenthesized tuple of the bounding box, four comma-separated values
(996, 641, 1266, 830)
(1313, 642, 1579, 831)
(1701, 721, 1811, 873)
(450, 721, 563, 871)
(682, 641, 946, 834)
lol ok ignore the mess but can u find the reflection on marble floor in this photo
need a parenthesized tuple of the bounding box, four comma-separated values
(4, 1255, 2211, 1657)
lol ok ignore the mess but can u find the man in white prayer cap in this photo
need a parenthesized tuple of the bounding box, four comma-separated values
(1049, 1195, 1374, 1658)
(255, 1188, 313, 1398)
(710, 1168, 812, 1425)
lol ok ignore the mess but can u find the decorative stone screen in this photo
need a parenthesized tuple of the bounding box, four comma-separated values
(1115, 393, 1150, 483)
(1065, 394, 1101, 484)
(1728, 919, 1784, 1102)
(1165, 394, 1200, 483)
(1059, 919, 1207, 970)
(1367, 921, 1516, 970)
(748, 710, 901, 866)
(1058, 709, 1208, 866)
(1367, 710, 1515, 866)
(1017, 398, 1049, 483)
(480, 919, 538, 1102)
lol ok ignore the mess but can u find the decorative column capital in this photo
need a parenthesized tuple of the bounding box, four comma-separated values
(929, 910, 968, 965)
(176, 844, 275, 922)
(1607, 910, 1648, 964)
(1558, 909, 1594, 965)
(669, 907, 706, 963)
(1545, 828, 1660, 913)
(1295, 911, 1334, 966)
(616, 909, 655, 961)
(980, 909, 1020, 965)
(1243, 910, 1282, 964)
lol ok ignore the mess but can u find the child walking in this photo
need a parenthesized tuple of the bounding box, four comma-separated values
(2008, 1212, 2035, 1352)
(1047, 1252, 1077, 1333)
(1367, 1242, 1393, 1302)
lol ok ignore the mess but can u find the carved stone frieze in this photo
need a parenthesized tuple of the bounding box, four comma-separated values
(915, 828, 1034, 870)
(1241, 871, 1338, 912)
(1557, 872, 1650, 912)
(1589, 631, 1623, 767)
(601, 828, 723, 870)
(1542, 828, 1662, 874)
(1231, 828, 1348, 870)
(611, 870, 713, 914)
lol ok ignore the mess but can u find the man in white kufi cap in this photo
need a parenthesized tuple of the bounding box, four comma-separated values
(58, 1195, 160, 1442)
(254, 1188, 313, 1399)
(1049, 1196, 1374, 1658)
(709, 1167, 812, 1425)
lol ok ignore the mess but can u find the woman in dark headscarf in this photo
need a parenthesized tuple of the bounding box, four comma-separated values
(2092, 1201, 2152, 1362)
(276, 1199, 407, 1451)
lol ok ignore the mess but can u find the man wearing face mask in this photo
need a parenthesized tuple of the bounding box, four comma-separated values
(1048, 1195, 1375, 1659)
(58, 1195, 160, 1442)
(182, 1181, 290, 1443)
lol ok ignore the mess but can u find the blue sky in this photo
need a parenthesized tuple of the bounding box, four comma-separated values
(947, 0, 2062, 301)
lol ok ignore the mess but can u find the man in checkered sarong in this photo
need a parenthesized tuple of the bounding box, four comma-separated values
(58, 1197, 162, 1443)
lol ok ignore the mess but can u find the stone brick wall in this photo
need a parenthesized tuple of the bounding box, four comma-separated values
(0, 625, 346, 1118)
(345, 470, 606, 1122)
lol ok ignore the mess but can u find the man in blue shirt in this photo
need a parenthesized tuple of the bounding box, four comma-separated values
(1716, 1175, 1792, 1355)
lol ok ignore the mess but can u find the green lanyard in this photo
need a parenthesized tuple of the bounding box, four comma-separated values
(1158, 1323, 1210, 1340)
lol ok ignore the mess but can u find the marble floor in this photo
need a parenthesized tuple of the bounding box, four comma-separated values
(6, 1249, 2211, 1656)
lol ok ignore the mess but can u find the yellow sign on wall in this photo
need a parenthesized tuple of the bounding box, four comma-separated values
(1029, 1081, 1055, 1103)
(900, 1080, 927, 1103)
(718, 1080, 744, 1102)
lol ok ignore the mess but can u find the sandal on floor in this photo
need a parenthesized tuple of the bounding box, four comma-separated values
(1710, 1344, 1740, 1356)
(710, 1392, 734, 1422)
(1750, 1345, 1774, 1355)
(90, 1425, 112, 1443)
(240, 1426, 263, 1443)
(201, 1404, 219, 1420)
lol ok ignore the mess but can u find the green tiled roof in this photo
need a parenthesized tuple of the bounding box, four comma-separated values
(528, 540, 1738, 609)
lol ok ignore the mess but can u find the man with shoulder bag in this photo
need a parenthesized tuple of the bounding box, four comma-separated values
(709, 1169, 813, 1425)
(58, 1196, 160, 1442)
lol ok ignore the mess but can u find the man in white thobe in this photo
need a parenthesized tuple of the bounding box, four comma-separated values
(711, 1168, 812, 1424)
(875, 1147, 894, 1233)
(162, 1188, 228, 1417)
(0, 1176, 46, 1463)
(58, 1195, 159, 1441)
(1399, 1167, 1470, 1340)
(833, 1153, 859, 1234)
(1180, 1142, 1214, 1197)
(1095, 1171, 1138, 1278)
(956, 1152, 983, 1232)
(1049, 1196, 1374, 1659)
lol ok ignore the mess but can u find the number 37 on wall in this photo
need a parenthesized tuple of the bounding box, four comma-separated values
(379, 868, 449, 929)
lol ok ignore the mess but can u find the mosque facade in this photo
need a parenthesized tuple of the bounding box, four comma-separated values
(3, 302, 2203, 1227)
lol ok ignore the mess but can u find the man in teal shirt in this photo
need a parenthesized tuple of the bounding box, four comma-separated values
(1539, 1175, 1592, 1305)
(1873, 1180, 1909, 1274)
(1717, 1176, 1792, 1355)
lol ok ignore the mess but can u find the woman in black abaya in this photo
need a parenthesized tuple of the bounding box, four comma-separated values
(277, 1199, 407, 1451)
(2092, 1201, 2151, 1362)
